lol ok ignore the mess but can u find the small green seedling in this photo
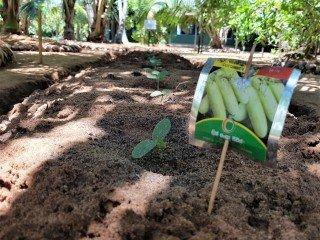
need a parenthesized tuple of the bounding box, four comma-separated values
(144, 55, 171, 98)
(145, 69, 170, 92)
(148, 55, 162, 68)
(132, 118, 171, 159)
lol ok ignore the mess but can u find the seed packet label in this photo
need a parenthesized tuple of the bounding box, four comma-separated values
(213, 59, 246, 73)
(189, 58, 301, 163)
(257, 66, 293, 80)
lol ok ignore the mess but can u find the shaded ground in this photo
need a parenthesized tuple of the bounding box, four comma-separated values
(0, 51, 319, 240)
(0, 50, 106, 114)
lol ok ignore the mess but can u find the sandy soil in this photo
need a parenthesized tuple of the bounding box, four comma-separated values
(0, 50, 106, 114)
(0, 51, 319, 240)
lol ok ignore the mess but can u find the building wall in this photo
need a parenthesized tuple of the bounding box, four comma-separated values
(169, 25, 211, 45)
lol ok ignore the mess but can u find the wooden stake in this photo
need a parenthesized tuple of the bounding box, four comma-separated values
(207, 139, 229, 214)
(207, 43, 257, 214)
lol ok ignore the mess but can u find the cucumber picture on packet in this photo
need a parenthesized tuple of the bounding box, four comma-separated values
(189, 58, 301, 163)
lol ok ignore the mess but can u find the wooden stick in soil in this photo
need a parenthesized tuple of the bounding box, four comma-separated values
(207, 43, 257, 214)
(207, 139, 229, 214)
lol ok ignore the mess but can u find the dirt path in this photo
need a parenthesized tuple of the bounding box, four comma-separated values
(0, 50, 105, 115)
(0, 51, 319, 240)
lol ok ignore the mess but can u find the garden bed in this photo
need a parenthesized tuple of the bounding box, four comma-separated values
(0, 51, 319, 239)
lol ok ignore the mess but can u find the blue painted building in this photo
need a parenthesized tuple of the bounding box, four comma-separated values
(169, 24, 211, 45)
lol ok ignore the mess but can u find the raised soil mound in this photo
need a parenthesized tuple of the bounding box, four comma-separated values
(0, 34, 81, 53)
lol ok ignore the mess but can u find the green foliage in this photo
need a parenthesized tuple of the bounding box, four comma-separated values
(24, 0, 89, 39)
(152, 117, 171, 140)
(279, 0, 320, 56)
(193, 0, 236, 47)
(227, 0, 320, 54)
(132, 118, 171, 159)
(74, 3, 90, 40)
(22, 0, 60, 37)
(7, 0, 320, 56)
(146, 69, 169, 81)
(126, 0, 189, 44)
(229, 0, 281, 47)
(132, 139, 156, 159)
(148, 55, 162, 67)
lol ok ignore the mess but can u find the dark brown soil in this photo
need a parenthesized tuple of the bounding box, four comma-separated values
(0, 51, 319, 240)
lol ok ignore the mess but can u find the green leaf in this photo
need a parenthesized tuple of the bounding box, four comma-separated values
(161, 70, 170, 76)
(156, 139, 166, 149)
(152, 118, 171, 141)
(149, 57, 162, 67)
(132, 139, 156, 159)
(157, 70, 170, 81)
(146, 74, 158, 80)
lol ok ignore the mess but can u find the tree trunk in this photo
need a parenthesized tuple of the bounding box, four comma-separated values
(76, 25, 80, 40)
(88, 0, 106, 41)
(84, 0, 94, 27)
(235, 39, 239, 50)
(63, 0, 76, 40)
(110, 17, 116, 42)
(20, 14, 29, 35)
(115, 0, 128, 44)
(209, 30, 222, 49)
(37, 9, 43, 64)
(2, 0, 20, 34)
(304, 44, 315, 59)
(315, 41, 319, 59)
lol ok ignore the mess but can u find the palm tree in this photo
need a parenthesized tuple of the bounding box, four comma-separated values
(1, 0, 20, 33)
(20, 0, 45, 64)
(0, 40, 14, 67)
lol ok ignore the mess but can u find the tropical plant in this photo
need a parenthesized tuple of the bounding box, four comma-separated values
(1, 0, 20, 33)
(0, 40, 14, 67)
(132, 118, 171, 159)
(28, 5, 64, 38)
(74, 2, 89, 40)
(194, 0, 237, 48)
(126, 0, 188, 44)
(229, 0, 282, 52)
(280, 0, 320, 58)
(20, 0, 45, 63)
